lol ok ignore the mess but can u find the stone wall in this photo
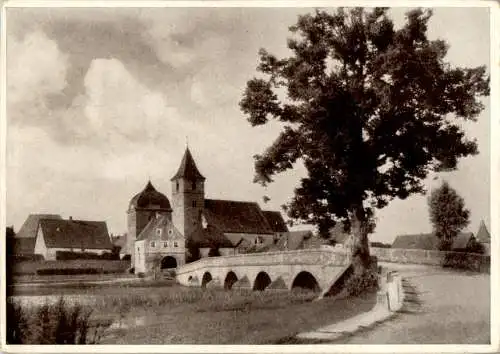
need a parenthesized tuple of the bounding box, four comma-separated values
(371, 247, 490, 272)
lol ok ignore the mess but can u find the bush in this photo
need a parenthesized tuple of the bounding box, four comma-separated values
(343, 269, 379, 297)
(6, 297, 111, 344)
(36, 268, 102, 276)
(55, 251, 117, 261)
(442, 252, 485, 271)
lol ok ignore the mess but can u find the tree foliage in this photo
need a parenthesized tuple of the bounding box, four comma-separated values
(239, 7, 489, 267)
(428, 181, 470, 251)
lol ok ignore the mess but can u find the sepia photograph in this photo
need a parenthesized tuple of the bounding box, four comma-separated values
(2, 1, 496, 351)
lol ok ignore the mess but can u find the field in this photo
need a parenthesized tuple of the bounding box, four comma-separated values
(8, 281, 377, 344)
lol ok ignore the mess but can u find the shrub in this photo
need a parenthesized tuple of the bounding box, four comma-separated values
(343, 268, 379, 297)
(441, 252, 485, 271)
(55, 251, 117, 261)
(208, 248, 220, 257)
(36, 268, 102, 276)
(6, 297, 111, 344)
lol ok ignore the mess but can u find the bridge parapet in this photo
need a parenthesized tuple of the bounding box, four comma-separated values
(177, 248, 350, 276)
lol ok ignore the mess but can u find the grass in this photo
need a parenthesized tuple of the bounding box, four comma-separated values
(6, 297, 112, 344)
(96, 287, 377, 344)
(8, 282, 377, 344)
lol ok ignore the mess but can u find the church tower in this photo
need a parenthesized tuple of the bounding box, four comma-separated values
(127, 181, 172, 265)
(171, 147, 205, 241)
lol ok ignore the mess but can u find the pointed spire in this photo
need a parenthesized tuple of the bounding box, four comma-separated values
(145, 180, 156, 191)
(476, 220, 490, 243)
(171, 147, 206, 181)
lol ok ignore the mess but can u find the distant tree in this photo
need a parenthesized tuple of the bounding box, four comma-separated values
(240, 7, 489, 271)
(208, 248, 220, 257)
(6, 226, 15, 238)
(186, 239, 201, 263)
(428, 181, 470, 251)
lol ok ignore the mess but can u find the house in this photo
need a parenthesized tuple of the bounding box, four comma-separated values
(329, 223, 352, 249)
(134, 214, 186, 274)
(262, 210, 289, 240)
(34, 218, 114, 260)
(128, 147, 288, 274)
(7, 214, 62, 256)
(391, 232, 475, 251)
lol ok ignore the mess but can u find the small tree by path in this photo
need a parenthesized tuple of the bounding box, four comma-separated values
(239, 7, 489, 272)
(428, 181, 470, 251)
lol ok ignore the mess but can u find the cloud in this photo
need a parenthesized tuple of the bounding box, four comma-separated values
(7, 30, 69, 124)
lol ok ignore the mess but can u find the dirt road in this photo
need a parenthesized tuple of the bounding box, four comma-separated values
(335, 263, 491, 344)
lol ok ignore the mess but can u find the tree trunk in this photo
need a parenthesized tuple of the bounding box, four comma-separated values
(349, 204, 371, 274)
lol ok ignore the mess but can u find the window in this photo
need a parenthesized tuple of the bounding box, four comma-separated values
(168, 229, 173, 235)
(174, 241, 178, 247)
(192, 181, 196, 190)
(156, 228, 162, 236)
(163, 241, 168, 248)
(176, 181, 179, 192)
(192, 200, 196, 207)
(150, 241, 156, 248)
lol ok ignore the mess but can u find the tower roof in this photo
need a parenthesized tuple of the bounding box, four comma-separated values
(129, 181, 172, 211)
(476, 220, 490, 243)
(170, 147, 205, 181)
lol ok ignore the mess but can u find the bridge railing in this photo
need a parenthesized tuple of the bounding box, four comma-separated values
(177, 248, 350, 275)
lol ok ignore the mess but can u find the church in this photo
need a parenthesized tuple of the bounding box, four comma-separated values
(126, 147, 289, 274)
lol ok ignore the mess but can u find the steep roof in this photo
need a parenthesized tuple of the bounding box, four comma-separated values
(136, 215, 183, 241)
(7, 238, 36, 255)
(329, 223, 351, 244)
(16, 214, 62, 238)
(129, 181, 172, 211)
(171, 147, 205, 181)
(188, 225, 234, 248)
(203, 199, 274, 235)
(476, 220, 490, 243)
(392, 232, 474, 250)
(276, 230, 314, 250)
(39, 219, 113, 250)
(262, 211, 289, 233)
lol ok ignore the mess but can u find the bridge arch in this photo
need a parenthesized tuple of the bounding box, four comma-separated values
(291, 271, 320, 292)
(253, 271, 272, 291)
(224, 271, 238, 290)
(201, 272, 212, 288)
(161, 256, 177, 269)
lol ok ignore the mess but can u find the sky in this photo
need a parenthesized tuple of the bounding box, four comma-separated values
(5, 6, 492, 243)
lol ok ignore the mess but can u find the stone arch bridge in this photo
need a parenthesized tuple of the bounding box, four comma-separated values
(176, 248, 351, 292)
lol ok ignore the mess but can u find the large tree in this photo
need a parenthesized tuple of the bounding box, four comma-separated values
(428, 181, 470, 251)
(239, 8, 489, 270)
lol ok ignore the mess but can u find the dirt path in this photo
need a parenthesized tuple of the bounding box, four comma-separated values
(335, 264, 490, 344)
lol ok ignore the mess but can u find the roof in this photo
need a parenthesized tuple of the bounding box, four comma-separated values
(7, 238, 36, 255)
(129, 181, 172, 211)
(16, 214, 62, 238)
(262, 211, 289, 233)
(392, 232, 474, 250)
(329, 223, 351, 244)
(171, 147, 205, 181)
(203, 199, 274, 235)
(188, 225, 234, 248)
(476, 220, 490, 243)
(39, 219, 113, 250)
(276, 230, 314, 250)
(136, 215, 183, 241)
